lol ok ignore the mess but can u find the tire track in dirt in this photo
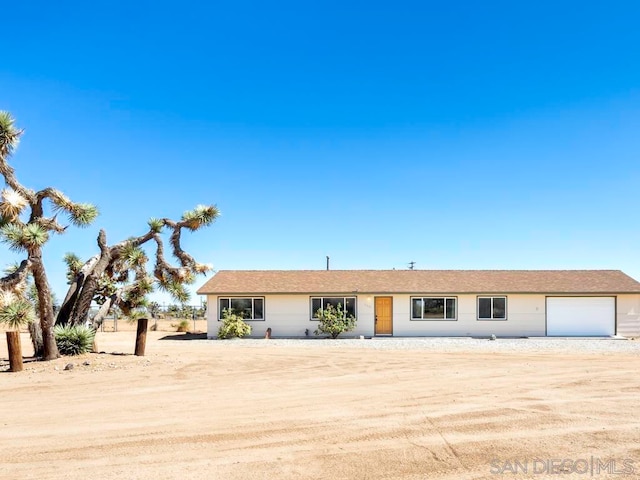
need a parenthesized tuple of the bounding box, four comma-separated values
(2, 335, 640, 479)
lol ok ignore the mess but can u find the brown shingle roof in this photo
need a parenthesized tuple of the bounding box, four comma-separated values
(197, 270, 640, 295)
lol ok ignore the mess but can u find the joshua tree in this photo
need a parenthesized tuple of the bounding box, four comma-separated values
(0, 112, 98, 360)
(1, 111, 218, 360)
(147, 301, 161, 319)
(56, 205, 218, 329)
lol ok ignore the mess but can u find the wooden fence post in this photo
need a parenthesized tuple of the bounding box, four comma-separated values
(135, 318, 148, 356)
(6, 331, 23, 372)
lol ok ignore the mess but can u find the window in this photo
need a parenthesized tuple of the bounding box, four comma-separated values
(411, 297, 457, 320)
(218, 297, 264, 321)
(310, 297, 356, 320)
(477, 296, 507, 320)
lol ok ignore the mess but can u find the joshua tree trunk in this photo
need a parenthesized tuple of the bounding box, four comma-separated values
(63, 250, 112, 326)
(56, 255, 99, 326)
(28, 321, 44, 357)
(57, 229, 155, 327)
(91, 293, 118, 330)
(30, 253, 59, 360)
(69, 261, 107, 326)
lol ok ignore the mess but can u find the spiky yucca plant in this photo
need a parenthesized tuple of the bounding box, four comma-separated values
(0, 111, 21, 157)
(53, 324, 96, 355)
(0, 188, 28, 220)
(0, 295, 35, 330)
(181, 204, 218, 231)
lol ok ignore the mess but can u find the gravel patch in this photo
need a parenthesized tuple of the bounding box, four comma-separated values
(182, 336, 640, 354)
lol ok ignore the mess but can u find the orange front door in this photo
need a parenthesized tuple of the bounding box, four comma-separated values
(375, 296, 393, 335)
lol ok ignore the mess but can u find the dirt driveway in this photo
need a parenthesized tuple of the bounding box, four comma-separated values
(1, 332, 639, 479)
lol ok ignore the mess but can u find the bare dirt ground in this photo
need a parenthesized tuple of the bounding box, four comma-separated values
(1, 332, 639, 479)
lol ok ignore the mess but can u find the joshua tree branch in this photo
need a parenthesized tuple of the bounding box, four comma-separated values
(0, 259, 31, 291)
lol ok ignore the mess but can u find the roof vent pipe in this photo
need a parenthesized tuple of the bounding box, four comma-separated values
(326, 256, 330, 271)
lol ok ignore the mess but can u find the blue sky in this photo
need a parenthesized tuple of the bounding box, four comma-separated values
(2, 1, 640, 305)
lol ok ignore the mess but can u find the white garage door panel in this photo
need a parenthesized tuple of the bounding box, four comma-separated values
(547, 297, 615, 336)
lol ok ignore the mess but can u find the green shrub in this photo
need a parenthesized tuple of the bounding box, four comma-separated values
(54, 324, 96, 355)
(314, 303, 356, 339)
(218, 309, 251, 339)
(175, 319, 190, 332)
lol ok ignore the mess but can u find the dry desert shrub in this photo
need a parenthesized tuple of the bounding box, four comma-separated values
(173, 319, 190, 332)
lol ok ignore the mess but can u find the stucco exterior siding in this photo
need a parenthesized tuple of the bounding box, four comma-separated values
(206, 293, 640, 338)
(207, 293, 550, 338)
(386, 294, 546, 337)
(207, 294, 373, 339)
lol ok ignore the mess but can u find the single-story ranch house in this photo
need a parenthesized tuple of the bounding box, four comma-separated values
(196, 270, 640, 338)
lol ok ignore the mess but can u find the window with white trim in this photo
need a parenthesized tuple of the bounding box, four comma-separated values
(411, 297, 457, 320)
(310, 297, 356, 320)
(477, 296, 507, 320)
(218, 297, 264, 321)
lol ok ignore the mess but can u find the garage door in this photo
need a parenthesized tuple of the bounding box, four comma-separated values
(546, 297, 615, 336)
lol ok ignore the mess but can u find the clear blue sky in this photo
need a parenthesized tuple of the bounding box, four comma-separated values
(2, 1, 640, 305)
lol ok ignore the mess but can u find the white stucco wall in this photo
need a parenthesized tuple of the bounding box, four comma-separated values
(389, 294, 546, 337)
(207, 293, 547, 338)
(206, 292, 640, 338)
(207, 294, 373, 339)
